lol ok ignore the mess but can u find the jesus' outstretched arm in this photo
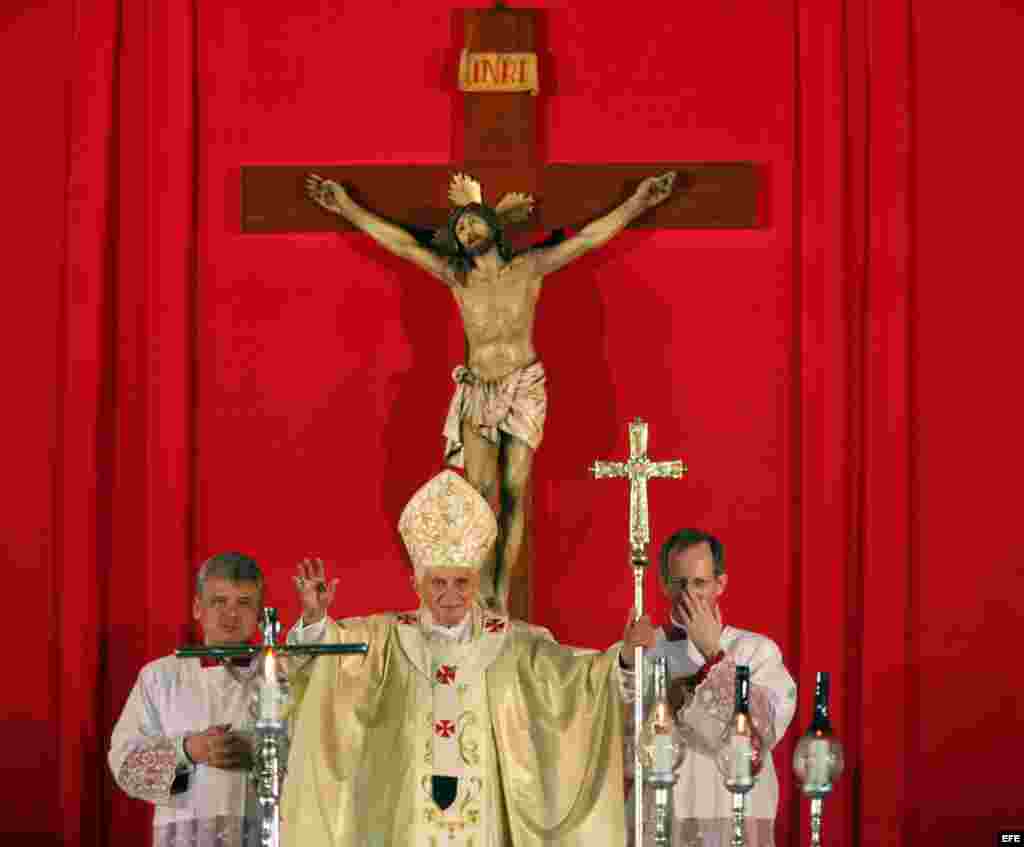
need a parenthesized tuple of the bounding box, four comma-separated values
(530, 171, 677, 276)
(305, 173, 456, 286)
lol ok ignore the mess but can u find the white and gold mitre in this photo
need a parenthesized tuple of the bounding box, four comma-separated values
(398, 470, 497, 577)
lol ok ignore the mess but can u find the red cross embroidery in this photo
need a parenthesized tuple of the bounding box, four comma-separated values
(484, 617, 506, 633)
(434, 719, 456, 738)
(396, 613, 417, 626)
(435, 664, 457, 685)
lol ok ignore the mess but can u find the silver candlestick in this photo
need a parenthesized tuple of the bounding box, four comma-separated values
(251, 609, 288, 847)
(715, 666, 764, 847)
(792, 671, 845, 846)
(176, 606, 367, 847)
(640, 656, 686, 847)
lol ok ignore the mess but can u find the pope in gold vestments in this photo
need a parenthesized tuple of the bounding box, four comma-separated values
(282, 471, 626, 847)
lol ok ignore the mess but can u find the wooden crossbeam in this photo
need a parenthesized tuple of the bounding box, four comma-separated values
(241, 162, 759, 233)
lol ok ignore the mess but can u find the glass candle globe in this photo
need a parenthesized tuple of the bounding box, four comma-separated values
(792, 733, 845, 797)
(639, 703, 686, 778)
(638, 656, 686, 779)
(716, 718, 764, 794)
(249, 650, 291, 724)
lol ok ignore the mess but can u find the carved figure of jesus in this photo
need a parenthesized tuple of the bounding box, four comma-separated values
(306, 170, 676, 611)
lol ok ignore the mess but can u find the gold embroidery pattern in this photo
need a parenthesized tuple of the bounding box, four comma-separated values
(457, 711, 481, 767)
(398, 470, 497, 575)
(461, 777, 483, 825)
(421, 776, 483, 837)
(424, 713, 434, 766)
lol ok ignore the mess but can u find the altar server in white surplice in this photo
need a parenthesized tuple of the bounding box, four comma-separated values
(621, 529, 798, 847)
(109, 552, 264, 847)
(283, 469, 627, 847)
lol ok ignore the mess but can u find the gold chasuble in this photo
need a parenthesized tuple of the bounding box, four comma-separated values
(282, 605, 625, 846)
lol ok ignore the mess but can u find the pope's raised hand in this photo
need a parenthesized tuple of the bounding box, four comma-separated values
(294, 557, 338, 625)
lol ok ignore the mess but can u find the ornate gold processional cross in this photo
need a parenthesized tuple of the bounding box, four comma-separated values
(591, 417, 687, 561)
(590, 418, 686, 847)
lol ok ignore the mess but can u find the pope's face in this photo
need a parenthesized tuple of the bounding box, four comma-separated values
(663, 542, 727, 622)
(418, 567, 479, 626)
(192, 576, 261, 645)
(455, 213, 493, 251)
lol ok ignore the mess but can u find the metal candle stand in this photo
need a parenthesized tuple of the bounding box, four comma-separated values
(790, 671, 845, 845)
(718, 761, 756, 847)
(646, 769, 677, 847)
(792, 737, 845, 838)
(794, 746, 844, 846)
(252, 716, 288, 847)
(176, 607, 367, 847)
(714, 666, 763, 847)
(640, 657, 685, 847)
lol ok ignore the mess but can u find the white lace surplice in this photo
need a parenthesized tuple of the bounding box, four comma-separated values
(621, 625, 798, 847)
(108, 655, 261, 847)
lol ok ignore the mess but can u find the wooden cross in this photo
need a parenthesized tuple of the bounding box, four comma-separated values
(240, 6, 760, 235)
(239, 5, 747, 621)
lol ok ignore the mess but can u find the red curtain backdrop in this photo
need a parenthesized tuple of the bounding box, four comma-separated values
(3, 1, 1022, 845)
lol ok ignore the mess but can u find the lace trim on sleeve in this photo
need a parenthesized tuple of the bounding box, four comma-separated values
(692, 656, 739, 723)
(117, 737, 179, 802)
(747, 678, 778, 747)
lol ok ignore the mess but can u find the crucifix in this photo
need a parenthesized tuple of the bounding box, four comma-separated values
(240, 5, 754, 622)
(591, 417, 687, 847)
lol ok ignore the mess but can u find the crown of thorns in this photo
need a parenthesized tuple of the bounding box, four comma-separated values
(432, 173, 535, 252)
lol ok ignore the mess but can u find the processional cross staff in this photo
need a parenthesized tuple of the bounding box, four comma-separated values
(591, 418, 687, 846)
(176, 608, 367, 847)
